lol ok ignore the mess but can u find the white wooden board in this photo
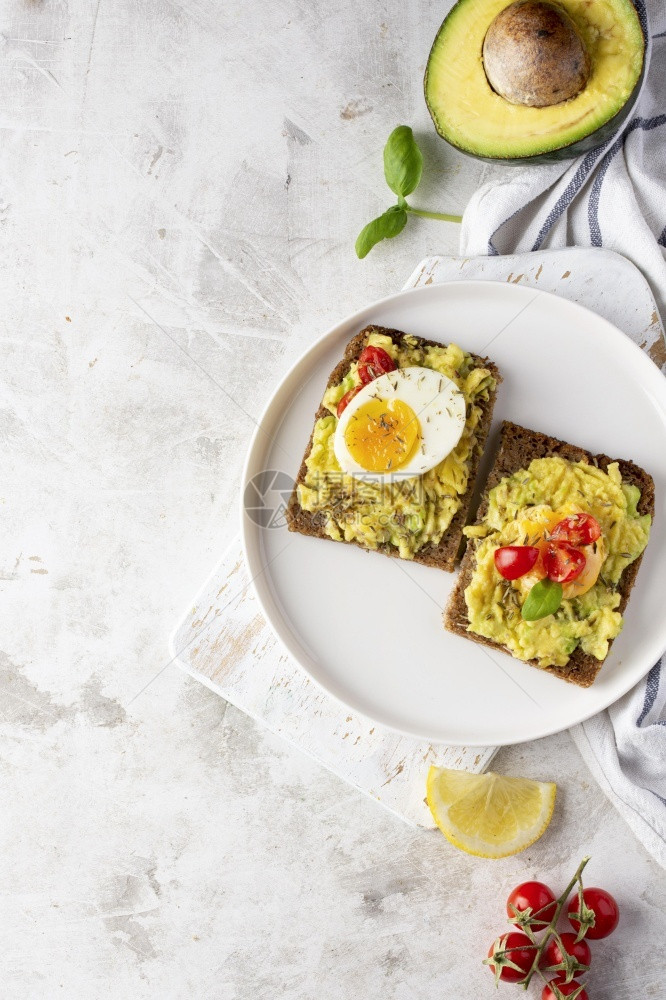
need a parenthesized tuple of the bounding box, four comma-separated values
(171, 248, 665, 828)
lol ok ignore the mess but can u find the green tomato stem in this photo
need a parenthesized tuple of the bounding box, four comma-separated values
(404, 204, 462, 223)
(519, 856, 591, 990)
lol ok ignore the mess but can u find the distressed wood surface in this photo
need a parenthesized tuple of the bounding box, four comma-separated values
(172, 247, 665, 829)
(411, 249, 666, 368)
(172, 552, 495, 828)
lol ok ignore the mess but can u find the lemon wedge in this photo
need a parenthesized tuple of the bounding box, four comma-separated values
(426, 766, 556, 859)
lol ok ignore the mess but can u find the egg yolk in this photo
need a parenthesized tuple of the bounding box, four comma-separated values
(344, 398, 421, 472)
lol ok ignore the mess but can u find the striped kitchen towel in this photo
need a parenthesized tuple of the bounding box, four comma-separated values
(570, 662, 665, 869)
(461, 0, 666, 869)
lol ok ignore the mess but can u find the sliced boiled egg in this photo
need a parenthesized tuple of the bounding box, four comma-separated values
(333, 366, 466, 481)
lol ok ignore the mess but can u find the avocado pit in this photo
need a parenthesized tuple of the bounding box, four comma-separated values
(483, 0, 591, 108)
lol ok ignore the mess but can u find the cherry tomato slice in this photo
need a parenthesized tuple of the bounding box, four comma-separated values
(494, 546, 540, 581)
(551, 513, 601, 547)
(487, 932, 536, 983)
(336, 386, 362, 417)
(542, 979, 589, 1000)
(543, 542, 586, 583)
(357, 346, 396, 384)
(507, 881, 557, 926)
(541, 932, 591, 973)
(567, 886, 619, 940)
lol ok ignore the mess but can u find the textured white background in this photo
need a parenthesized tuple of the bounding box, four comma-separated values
(1, 1, 664, 997)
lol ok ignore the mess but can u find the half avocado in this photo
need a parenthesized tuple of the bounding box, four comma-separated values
(424, 0, 645, 164)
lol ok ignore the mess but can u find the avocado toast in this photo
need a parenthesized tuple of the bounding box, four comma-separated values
(444, 422, 654, 687)
(286, 325, 501, 570)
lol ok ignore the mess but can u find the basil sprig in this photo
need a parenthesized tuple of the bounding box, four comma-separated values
(355, 126, 462, 259)
(521, 578, 563, 621)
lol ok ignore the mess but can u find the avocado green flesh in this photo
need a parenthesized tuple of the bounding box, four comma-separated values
(297, 331, 496, 559)
(464, 457, 651, 668)
(425, 0, 645, 161)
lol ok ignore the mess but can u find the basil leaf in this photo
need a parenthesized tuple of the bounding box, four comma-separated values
(521, 578, 563, 621)
(383, 125, 423, 198)
(355, 206, 407, 259)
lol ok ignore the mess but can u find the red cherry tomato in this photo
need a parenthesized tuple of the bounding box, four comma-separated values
(541, 932, 591, 973)
(506, 881, 558, 927)
(486, 931, 536, 983)
(543, 542, 586, 583)
(542, 979, 589, 1000)
(494, 545, 540, 581)
(336, 386, 362, 417)
(357, 345, 396, 384)
(551, 513, 601, 547)
(568, 887, 620, 940)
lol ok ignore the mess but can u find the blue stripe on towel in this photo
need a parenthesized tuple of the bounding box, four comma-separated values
(637, 659, 663, 725)
(530, 145, 611, 251)
(637, 659, 666, 809)
(588, 116, 666, 246)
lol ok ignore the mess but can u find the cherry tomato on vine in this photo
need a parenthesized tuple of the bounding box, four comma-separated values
(543, 542, 586, 583)
(357, 345, 396, 384)
(568, 886, 620, 939)
(336, 386, 362, 417)
(541, 932, 591, 973)
(494, 546, 540, 581)
(486, 931, 536, 983)
(551, 513, 601, 547)
(542, 979, 589, 1000)
(506, 881, 557, 926)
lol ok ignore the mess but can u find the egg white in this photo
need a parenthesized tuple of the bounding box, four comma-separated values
(333, 366, 466, 481)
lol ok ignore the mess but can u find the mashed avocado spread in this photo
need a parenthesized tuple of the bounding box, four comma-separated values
(297, 331, 495, 558)
(464, 457, 651, 668)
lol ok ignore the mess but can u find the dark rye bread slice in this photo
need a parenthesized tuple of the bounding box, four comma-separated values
(444, 421, 655, 687)
(286, 325, 501, 571)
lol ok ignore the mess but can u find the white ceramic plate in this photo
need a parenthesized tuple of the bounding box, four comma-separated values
(240, 281, 666, 746)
